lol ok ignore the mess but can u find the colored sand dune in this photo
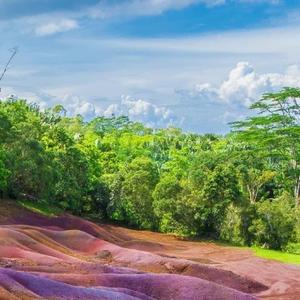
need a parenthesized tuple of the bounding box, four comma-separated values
(0, 200, 299, 299)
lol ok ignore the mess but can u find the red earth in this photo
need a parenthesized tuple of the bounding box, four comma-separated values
(0, 200, 299, 299)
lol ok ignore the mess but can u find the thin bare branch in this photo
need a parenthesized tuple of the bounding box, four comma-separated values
(0, 47, 18, 89)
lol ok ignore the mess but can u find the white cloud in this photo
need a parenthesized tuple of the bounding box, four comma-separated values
(88, 0, 224, 19)
(99, 25, 300, 56)
(0, 0, 283, 40)
(35, 19, 79, 36)
(174, 61, 300, 130)
(178, 61, 300, 108)
(0, 0, 286, 40)
(219, 62, 300, 106)
(103, 95, 178, 128)
(239, 0, 279, 3)
(0, 88, 97, 117)
(0, 87, 178, 128)
(87, 0, 280, 19)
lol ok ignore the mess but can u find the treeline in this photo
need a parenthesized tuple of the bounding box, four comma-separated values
(0, 88, 299, 251)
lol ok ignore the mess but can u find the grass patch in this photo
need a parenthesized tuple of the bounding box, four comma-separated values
(172, 236, 300, 265)
(251, 246, 300, 265)
(18, 200, 63, 217)
(207, 239, 300, 265)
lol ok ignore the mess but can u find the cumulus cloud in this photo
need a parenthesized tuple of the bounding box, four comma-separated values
(178, 62, 300, 108)
(35, 19, 79, 36)
(0, 88, 178, 128)
(103, 95, 178, 128)
(0, 88, 98, 117)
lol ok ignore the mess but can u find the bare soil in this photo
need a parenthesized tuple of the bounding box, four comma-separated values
(0, 199, 298, 299)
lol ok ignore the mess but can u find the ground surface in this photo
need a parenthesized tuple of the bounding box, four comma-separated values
(0, 200, 299, 299)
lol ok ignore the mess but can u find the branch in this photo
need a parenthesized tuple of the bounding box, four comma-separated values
(0, 47, 18, 91)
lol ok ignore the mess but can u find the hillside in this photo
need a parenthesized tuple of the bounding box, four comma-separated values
(0, 199, 298, 299)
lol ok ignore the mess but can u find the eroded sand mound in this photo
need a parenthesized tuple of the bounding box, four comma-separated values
(0, 200, 298, 299)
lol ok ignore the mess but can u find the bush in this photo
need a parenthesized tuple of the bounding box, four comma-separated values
(249, 193, 297, 250)
(220, 204, 244, 245)
(284, 243, 300, 255)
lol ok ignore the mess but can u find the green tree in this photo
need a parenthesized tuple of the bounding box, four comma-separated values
(194, 163, 241, 237)
(120, 157, 158, 229)
(231, 87, 300, 206)
(0, 148, 9, 194)
(0, 91, 298, 250)
(249, 193, 297, 249)
(153, 173, 196, 236)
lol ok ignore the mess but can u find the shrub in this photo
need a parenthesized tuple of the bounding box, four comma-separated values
(249, 193, 297, 250)
(220, 204, 244, 245)
(284, 243, 300, 255)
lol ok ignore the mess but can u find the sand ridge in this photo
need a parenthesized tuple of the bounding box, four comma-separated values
(0, 200, 298, 299)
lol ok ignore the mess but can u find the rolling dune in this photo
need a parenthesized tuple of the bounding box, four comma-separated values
(0, 200, 298, 299)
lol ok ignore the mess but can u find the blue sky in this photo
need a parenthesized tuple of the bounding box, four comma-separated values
(1, 0, 300, 133)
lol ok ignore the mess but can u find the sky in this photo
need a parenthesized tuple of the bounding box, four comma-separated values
(1, 0, 300, 133)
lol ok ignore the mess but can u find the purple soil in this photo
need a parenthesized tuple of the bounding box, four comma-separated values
(0, 200, 297, 299)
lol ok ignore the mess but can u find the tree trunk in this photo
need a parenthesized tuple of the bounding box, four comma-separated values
(294, 175, 300, 207)
(247, 185, 258, 204)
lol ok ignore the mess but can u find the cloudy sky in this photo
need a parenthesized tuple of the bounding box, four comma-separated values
(1, 0, 300, 133)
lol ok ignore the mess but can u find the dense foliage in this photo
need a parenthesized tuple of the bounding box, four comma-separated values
(0, 88, 299, 250)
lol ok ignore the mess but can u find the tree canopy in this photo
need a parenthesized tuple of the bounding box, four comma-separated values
(0, 88, 299, 250)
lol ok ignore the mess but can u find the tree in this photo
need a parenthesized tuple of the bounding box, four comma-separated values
(153, 174, 190, 235)
(0, 148, 9, 194)
(249, 193, 297, 249)
(0, 92, 298, 250)
(42, 125, 89, 213)
(120, 157, 158, 229)
(0, 99, 54, 199)
(231, 87, 300, 206)
(194, 163, 241, 237)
